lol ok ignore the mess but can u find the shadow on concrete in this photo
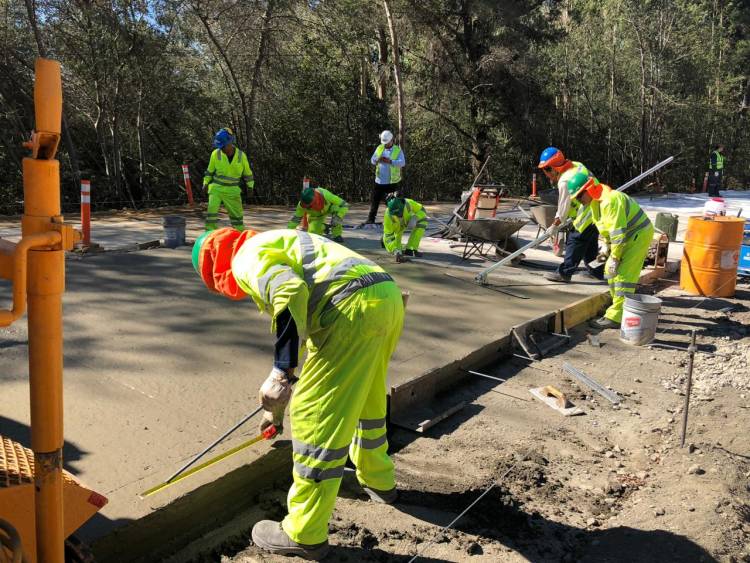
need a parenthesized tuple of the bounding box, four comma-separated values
(393, 486, 717, 563)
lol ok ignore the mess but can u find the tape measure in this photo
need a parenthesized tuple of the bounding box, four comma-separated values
(140, 425, 278, 498)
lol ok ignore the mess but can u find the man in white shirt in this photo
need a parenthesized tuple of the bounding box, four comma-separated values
(366, 130, 406, 224)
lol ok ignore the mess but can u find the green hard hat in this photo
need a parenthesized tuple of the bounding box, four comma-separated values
(300, 186, 315, 205)
(192, 231, 211, 273)
(387, 196, 406, 216)
(566, 170, 598, 198)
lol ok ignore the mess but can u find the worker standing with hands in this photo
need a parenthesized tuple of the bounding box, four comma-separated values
(192, 227, 404, 559)
(382, 196, 428, 262)
(365, 130, 406, 225)
(707, 144, 726, 197)
(565, 171, 654, 329)
(203, 127, 254, 231)
(537, 147, 603, 282)
(288, 182, 349, 243)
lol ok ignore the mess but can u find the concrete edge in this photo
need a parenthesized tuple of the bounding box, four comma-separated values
(91, 445, 292, 563)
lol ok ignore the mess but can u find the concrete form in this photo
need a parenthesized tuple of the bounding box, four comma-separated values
(1, 203, 635, 560)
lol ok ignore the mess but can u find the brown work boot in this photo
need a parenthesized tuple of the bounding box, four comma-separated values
(251, 520, 329, 560)
(544, 271, 571, 283)
(363, 485, 399, 504)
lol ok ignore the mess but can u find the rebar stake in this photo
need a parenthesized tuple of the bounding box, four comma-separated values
(680, 329, 697, 448)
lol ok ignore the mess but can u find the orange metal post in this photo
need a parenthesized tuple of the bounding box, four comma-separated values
(80, 180, 91, 246)
(531, 173, 538, 198)
(26, 58, 66, 563)
(182, 164, 195, 206)
(702, 171, 708, 193)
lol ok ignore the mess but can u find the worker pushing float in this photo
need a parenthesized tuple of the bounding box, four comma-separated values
(565, 170, 654, 329)
(288, 182, 348, 243)
(203, 127, 254, 231)
(382, 196, 428, 263)
(192, 227, 404, 560)
(538, 147, 604, 282)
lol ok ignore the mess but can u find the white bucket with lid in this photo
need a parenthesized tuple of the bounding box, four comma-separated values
(620, 294, 662, 346)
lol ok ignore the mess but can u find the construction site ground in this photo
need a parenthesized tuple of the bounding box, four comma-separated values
(2, 194, 749, 562)
(213, 285, 750, 563)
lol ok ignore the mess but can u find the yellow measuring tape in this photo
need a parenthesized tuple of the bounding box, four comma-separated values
(140, 426, 277, 498)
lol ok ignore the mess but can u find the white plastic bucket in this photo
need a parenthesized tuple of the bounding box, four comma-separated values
(620, 294, 662, 346)
(162, 215, 186, 248)
(704, 197, 727, 218)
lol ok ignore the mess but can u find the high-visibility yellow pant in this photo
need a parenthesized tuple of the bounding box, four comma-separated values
(206, 186, 244, 231)
(281, 281, 404, 545)
(307, 213, 345, 238)
(604, 223, 654, 322)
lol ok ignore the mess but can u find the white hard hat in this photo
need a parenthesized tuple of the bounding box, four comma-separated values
(380, 130, 394, 144)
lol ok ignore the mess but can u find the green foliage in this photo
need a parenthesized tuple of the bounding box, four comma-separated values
(0, 0, 748, 215)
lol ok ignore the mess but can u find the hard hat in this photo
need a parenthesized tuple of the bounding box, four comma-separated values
(300, 186, 316, 205)
(538, 147, 566, 169)
(380, 130, 394, 144)
(213, 128, 235, 149)
(566, 170, 599, 199)
(387, 196, 406, 216)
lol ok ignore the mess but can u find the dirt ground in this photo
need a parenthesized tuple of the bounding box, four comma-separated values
(188, 280, 750, 563)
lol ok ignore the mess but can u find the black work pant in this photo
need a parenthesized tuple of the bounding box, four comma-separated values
(707, 170, 722, 197)
(367, 182, 402, 223)
(558, 223, 604, 279)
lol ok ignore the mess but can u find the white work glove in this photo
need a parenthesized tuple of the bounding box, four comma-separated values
(330, 214, 344, 226)
(597, 239, 611, 263)
(545, 223, 560, 237)
(258, 367, 294, 433)
(605, 257, 620, 279)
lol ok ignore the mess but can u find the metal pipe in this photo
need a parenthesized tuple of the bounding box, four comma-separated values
(475, 156, 675, 284)
(680, 330, 697, 448)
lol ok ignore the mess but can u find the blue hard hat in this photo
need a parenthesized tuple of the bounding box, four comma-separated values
(538, 146, 565, 168)
(213, 128, 235, 149)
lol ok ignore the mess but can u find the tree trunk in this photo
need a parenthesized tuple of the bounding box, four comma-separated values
(247, 0, 275, 145)
(136, 84, 148, 201)
(382, 0, 405, 148)
(375, 26, 388, 100)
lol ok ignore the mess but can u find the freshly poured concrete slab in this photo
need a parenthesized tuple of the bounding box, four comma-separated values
(0, 204, 607, 542)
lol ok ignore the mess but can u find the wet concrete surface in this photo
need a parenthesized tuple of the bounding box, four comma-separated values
(0, 203, 607, 541)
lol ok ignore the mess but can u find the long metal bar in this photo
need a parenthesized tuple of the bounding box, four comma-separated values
(475, 156, 675, 284)
(680, 330, 697, 448)
(165, 404, 264, 483)
(562, 362, 621, 405)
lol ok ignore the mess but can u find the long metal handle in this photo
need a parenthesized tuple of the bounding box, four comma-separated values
(475, 156, 675, 284)
(166, 404, 264, 483)
(680, 330, 697, 448)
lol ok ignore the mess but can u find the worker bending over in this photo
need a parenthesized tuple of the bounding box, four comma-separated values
(288, 183, 348, 243)
(566, 171, 654, 329)
(192, 227, 404, 560)
(203, 128, 254, 231)
(382, 196, 428, 262)
(538, 147, 603, 282)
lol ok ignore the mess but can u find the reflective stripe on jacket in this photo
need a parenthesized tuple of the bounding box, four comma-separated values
(230, 230, 392, 338)
(203, 148, 254, 190)
(709, 150, 725, 171)
(383, 199, 427, 253)
(288, 188, 348, 227)
(588, 186, 652, 260)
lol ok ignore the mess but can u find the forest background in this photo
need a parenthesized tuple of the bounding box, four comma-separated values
(1, 0, 748, 213)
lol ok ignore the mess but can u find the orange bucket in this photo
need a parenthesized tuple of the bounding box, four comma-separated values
(680, 216, 745, 297)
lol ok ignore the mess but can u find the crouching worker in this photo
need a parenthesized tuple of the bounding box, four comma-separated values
(565, 171, 654, 329)
(288, 183, 348, 243)
(382, 196, 428, 263)
(192, 227, 404, 560)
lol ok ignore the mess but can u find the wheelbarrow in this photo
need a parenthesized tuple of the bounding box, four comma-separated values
(454, 217, 528, 261)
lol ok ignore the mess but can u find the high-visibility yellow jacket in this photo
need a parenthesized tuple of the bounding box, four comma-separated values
(586, 185, 652, 260)
(231, 230, 393, 338)
(557, 161, 590, 221)
(288, 188, 348, 228)
(203, 148, 254, 191)
(383, 199, 427, 253)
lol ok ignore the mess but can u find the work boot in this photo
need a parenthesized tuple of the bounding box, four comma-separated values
(589, 316, 619, 329)
(363, 485, 399, 504)
(251, 520, 330, 561)
(404, 249, 423, 258)
(544, 271, 571, 283)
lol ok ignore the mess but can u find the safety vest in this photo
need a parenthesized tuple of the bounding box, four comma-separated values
(374, 144, 402, 184)
(559, 161, 591, 221)
(288, 188, 347, 227)
(588, 186, 651, 260)
(710, 150, 725, 171)
(203, 148, 254, 191)
(231, 230, 393, 337)
(383, 199, 428, 252)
